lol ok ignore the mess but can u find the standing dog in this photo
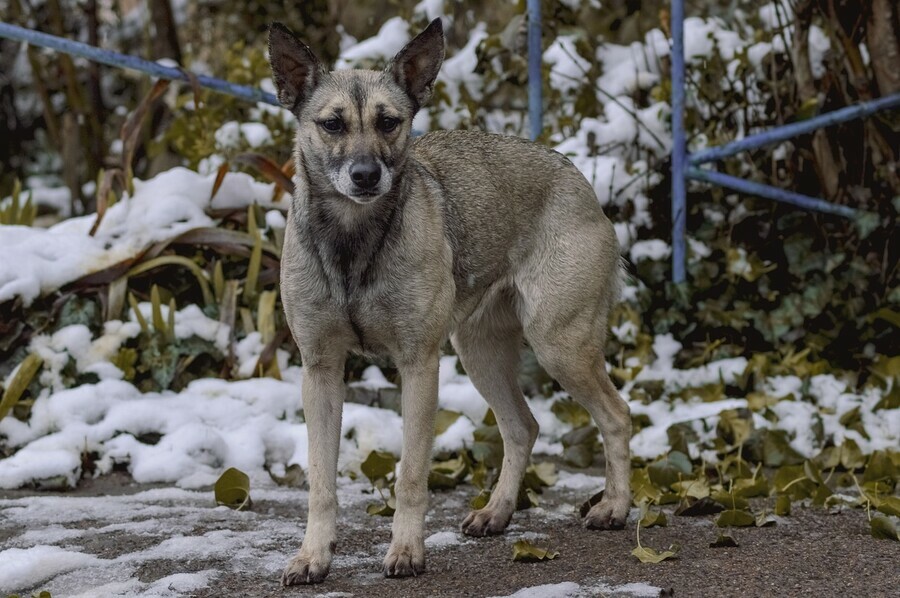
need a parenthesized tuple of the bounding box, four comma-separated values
(268, 18, 631, 586)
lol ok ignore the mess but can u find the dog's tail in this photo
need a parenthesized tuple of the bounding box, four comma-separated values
(605, 256, 630, 313)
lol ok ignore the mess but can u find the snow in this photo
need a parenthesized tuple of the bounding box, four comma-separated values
(492, 580, 662, 598)
(336, 17, 411, 69)
(630, 239, 671, 263)
(555, 471, 604, 491)
(493, 582, 581, 598)
(0, 168, 274, 306)
(424, 530, 462, 548)
(214, 121, 273, 149)
(0, 546, 101, 591)
(545, 36, 591, 95)
(414, 0, 445, 22)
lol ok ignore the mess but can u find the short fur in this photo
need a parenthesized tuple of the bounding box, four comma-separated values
(269, 18, 632, 586)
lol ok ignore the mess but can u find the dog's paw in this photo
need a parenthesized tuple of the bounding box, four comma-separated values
(583, 498, 629, 530)
(461, 507, 512, 537)
(281, 553, 331, 586)
(383, 541, 425, 578)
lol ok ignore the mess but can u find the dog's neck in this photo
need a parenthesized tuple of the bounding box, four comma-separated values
(293, 159, 406, 300)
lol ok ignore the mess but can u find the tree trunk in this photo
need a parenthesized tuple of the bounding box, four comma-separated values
(867, 0, 900, 96)
(148, 0, 182, 63)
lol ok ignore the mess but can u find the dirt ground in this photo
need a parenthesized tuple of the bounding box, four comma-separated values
(2, 467, 899, 598)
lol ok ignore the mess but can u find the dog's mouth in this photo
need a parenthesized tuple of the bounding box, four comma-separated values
(347, 190, 381, 204)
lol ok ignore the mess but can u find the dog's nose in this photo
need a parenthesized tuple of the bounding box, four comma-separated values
(350, 160, 381, 190)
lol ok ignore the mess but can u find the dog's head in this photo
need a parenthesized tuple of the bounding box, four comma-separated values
(268, 19, 444, 204)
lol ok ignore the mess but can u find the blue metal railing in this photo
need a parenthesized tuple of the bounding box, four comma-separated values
(0, 21, 278, 106)
(1, 10, 547, 137)
(669, 0, 900, 284)
(527, 0, 543, 141)
(670, 0, 688, 285)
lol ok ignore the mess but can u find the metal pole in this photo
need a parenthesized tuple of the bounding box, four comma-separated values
(0, 21, 278, 106)
(689, 92, 900, 165)
(670, 0, 687, 284)
(527, 0, 542, 141)
(685, 168, 858, 218)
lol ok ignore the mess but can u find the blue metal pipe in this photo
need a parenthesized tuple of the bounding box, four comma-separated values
(686, 167, 858, 218)
(690, 92, 900, 165)
(0, 21, 279, 106)
(670, 0, 687, 284)
(527, 0, 542, 141)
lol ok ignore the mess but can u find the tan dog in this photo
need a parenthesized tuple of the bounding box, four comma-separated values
(268, 18, 631, 586)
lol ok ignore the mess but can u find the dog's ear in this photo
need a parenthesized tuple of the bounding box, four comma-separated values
(268, 22, 323, 113)
(387, 18, 445, 111)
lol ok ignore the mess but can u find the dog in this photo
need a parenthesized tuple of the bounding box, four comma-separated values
(268, 17, 632, 586)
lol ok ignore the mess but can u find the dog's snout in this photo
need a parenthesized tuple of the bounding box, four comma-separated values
(350, 160, 381, 190)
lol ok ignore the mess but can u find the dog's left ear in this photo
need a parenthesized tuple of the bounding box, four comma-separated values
(268, 22, 323, 113)
(387, 18, 445, 112)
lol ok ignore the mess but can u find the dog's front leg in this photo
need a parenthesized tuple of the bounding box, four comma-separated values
(383, 350, 440, 578)
(282, 359, 345, 586)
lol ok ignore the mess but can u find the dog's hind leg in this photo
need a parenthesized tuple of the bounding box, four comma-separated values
(282, 355, 345, 585)
(384, 349, 441, 577)
(518, 214, 632, 530)
(453, 298, 539, 536)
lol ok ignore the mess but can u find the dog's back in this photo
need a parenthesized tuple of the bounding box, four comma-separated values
(411, 129, 620, 314)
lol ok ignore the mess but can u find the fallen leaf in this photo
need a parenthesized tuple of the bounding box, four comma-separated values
(215, 467, 252, 511)
(512, 539, 558, 562)
(631, 544, 680, 563)
(709, 533, 739, 548)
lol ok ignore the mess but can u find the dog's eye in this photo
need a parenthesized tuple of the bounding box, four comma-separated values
(378, 116, 400, 133)
(321, 118, 343, 133)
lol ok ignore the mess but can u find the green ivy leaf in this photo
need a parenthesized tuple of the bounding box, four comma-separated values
(561, 425, 598, 468)
(840, 439, 866, 470)
(863, 451, 897, 484)
(579, 490, 604, 518)
(647, 451, 693, 489)
(267, 463, 305, 488)
(470, 489, 491, 510)
(710, 490, 749, 511)
(640, 508, 668, 528)
(709, 533, 739, 548)
(366, 496, 396, 517)
(551, 397, 592, 428)
(755, 511, 777, 527)
(523, 462, 558, 490)
(870, 516, 899, 541)
(716, 509, 755, 527)
(471, 425, 504, 468)
(674, 497, 724, 517)
(775, 494, 792, 516)
(671, 478, 710, 500)
(434, 409, 461, 436)
(361, 450, 397, 485)
(631, 468, 663, 505)
(733, 477, 769, 499)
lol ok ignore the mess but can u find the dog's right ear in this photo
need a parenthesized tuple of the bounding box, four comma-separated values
(268, 23, 323, 113)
